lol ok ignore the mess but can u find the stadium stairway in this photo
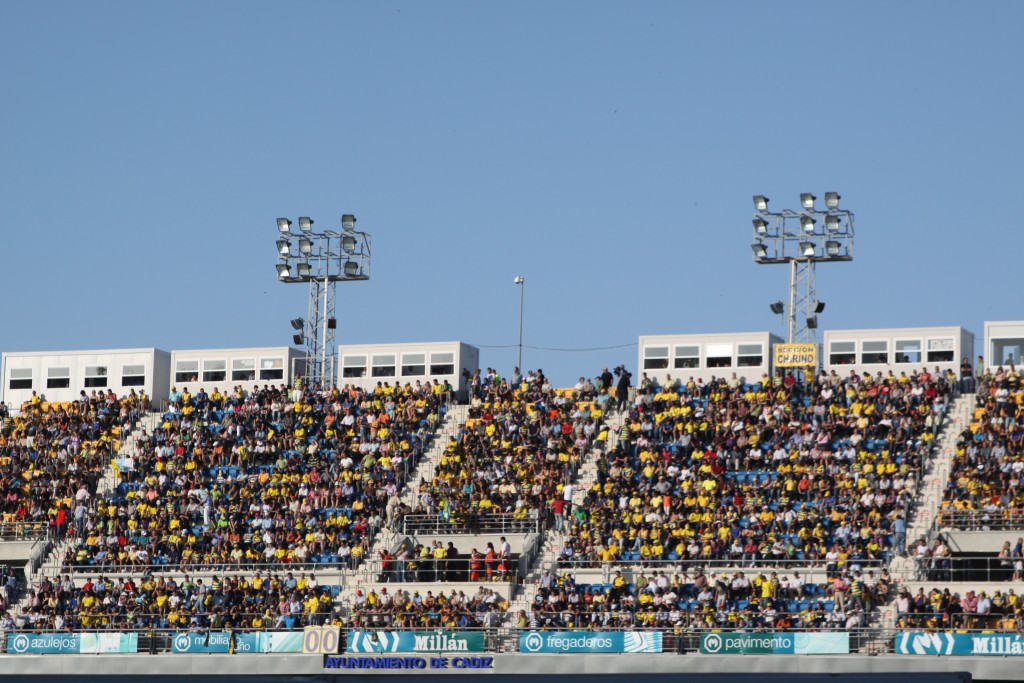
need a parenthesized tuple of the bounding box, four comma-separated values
(504, 410, 627, 619)
(17, 409, 162, 604)
(888, 392, 973, 581)
(333, 403, 469, 608)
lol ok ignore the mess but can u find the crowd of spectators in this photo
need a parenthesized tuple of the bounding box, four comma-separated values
(0, 390, 148, 536)
(399, 367, 618, 534)
(941, 363, 1024, 525)
(519, 567, 889, 631)
(7, 570, 337, 631)
(558, 369, 952, 568)
(62, 381, 446, 571)
(895, 585, 1024, 631)
(344, 584, 507, 629)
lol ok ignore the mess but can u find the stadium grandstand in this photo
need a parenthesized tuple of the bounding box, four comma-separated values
(0, 324, 1022, 681)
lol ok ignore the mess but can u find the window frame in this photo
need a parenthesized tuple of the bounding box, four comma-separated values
(341, 355, 367, 379)
(47, 367, 71, 389)
(259, 357, 285, 382)
(860, 339, 890, 365)
(673, 345, 699, 369)
(8, 368, 32, 390)
(643, 346, 670, 370)
(83, 365, 109, 388)
(121, 364, 146, 387)
(828, 340, 857, 366)
(429, 352, 455, 376)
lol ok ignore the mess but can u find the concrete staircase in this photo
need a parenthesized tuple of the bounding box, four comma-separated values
(361, 404, 468, 571)
(21, 410, 164, 600)
(506, 409, 627, 618)
(888, 393, 973, 581)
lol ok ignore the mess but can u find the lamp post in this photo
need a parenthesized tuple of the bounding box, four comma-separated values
(514, 276, 525, 371)
(750, 193, 854, 344)
(275, 214, 372, 389)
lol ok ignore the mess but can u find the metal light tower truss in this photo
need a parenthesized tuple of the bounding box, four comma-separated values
(750, 193, 855, 345)
(275, 215, 372, 389)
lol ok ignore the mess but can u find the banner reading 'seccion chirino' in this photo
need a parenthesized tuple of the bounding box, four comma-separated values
(774, 343, 817, 367)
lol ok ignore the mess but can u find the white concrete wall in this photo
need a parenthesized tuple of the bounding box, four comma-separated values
(168, 347, 303, 399)
(823, 326, 973, 379)
(338, 341, 478, 396)
(637, 332, 783, 387)
(984, 320, 1024, 371)
(1, 348, 170, 407)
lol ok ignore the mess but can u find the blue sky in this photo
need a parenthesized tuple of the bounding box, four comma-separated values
(2, 1, 1021, 386)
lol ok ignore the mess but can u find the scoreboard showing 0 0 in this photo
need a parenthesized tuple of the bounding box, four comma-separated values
(303, 626, 341, 654)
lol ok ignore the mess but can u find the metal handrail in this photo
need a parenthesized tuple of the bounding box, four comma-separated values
(400, 514, 541, 536)
(893, 553, 1024, 582)
(937, 509, 1024, 531)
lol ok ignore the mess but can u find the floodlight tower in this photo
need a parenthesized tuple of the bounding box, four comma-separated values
(750, 193, 854, 344)
(275, 214, 372, 388)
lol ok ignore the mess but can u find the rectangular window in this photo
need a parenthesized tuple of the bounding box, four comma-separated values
(430, 352, 455, 375)
(8, 368, 32, 390)
(894, 339, 922, 364)
(829, 341, 856, 365)
(371, 354, 396, 378)
(121, 364, 146, 387)
(47, 367, 71, 389)
(175, 360, 199, 384)
(342, 355, 367, 379)
(673, 345, 699, 369)
(861, 340, 889, 365)
(927, 338, 955, 363)
(737, 343, 764, 367)
(402, 353, 426, 377)
(643, 346, 669, 370)
(202, 359, 227, 382)
(706, 343, 732, 368)
(232, 358, 256, 381)
(259, 358, 284, 381)
(84, 366, 108, 388)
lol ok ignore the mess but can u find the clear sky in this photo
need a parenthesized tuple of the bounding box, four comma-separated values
(2, 1, 1021, 386)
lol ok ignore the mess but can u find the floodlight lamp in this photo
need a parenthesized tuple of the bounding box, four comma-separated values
(825, 192, 841, 209)
(798, 241, 816, 258)
(825, 240, 842, 257)
(751, 243, 768, 259)
(290, 318, 304, 330)
(327, 318, 336, 330)
(276, 263, 292, 279)
(277, 218, 292, 233)
(341, 214, 357, 231)
(769, 302, 785, 315)
(343, 260, 360, 277)
(752, 217, 769, 235)
(825, 214, 841, 232)
(296, 262, 311, 278)
(753, 195, 769, 212)
(800, 215, 817, 233)
(293, 333, 304, 346)
(806, 316, 818, 329)
(800, 193, 817, 210)
(341, 235, 357, 254)
(514, 276, 525, 285)
(298, 237, 313, 256)
(298, 217, 314, 233)
(814, 301, 826, 313)
(277, 238, 292, 256)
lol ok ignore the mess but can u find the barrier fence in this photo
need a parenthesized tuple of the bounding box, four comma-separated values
(937, 510, 1024, 531)
(1, 626, 1022, 656)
